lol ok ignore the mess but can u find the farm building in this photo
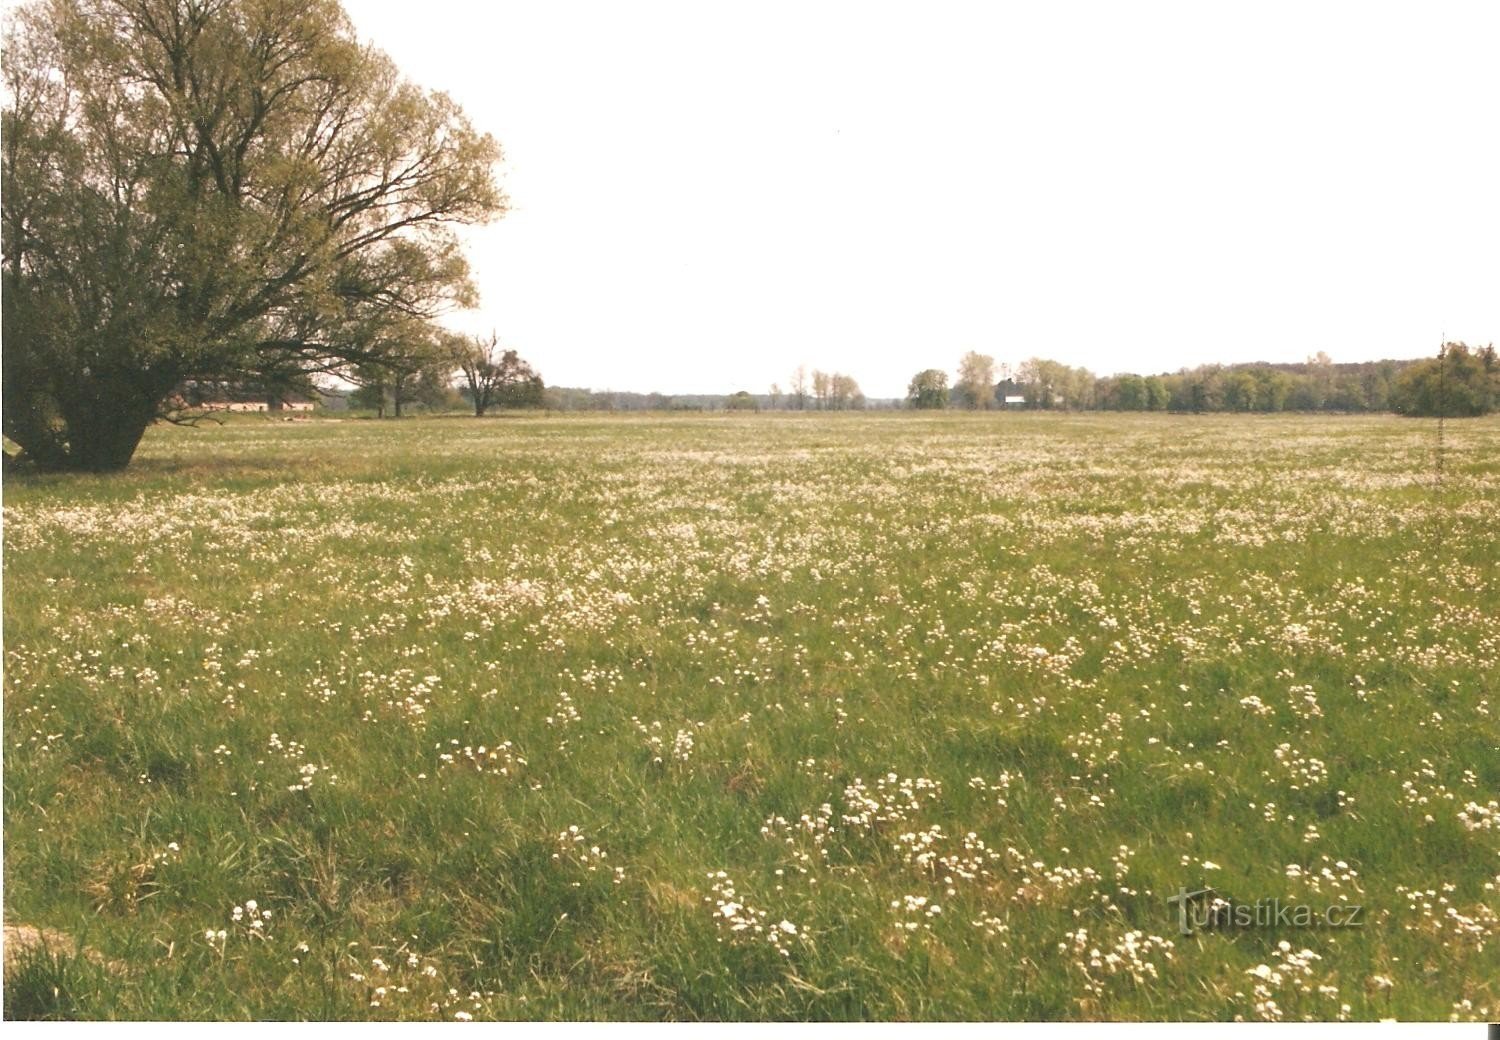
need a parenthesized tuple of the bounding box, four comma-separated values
(170, 381, 320, 413)
(199, 395, 317, 412)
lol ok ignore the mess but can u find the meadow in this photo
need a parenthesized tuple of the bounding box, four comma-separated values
(2, 411, 1497, 1021)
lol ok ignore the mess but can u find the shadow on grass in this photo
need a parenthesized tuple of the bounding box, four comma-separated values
(2, 941, 109, 1020)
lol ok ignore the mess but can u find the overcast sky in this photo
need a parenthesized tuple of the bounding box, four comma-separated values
(343, 0, 1499, 398)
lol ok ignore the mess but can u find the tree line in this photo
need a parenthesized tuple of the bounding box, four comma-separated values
(775, 366, 866, 410)
(344, 332, 542, 418)
(906, 347, 1497, 417)
(539, 369, 889, 414)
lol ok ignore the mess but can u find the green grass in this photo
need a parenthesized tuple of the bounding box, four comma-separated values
(3, 411, 1497, 1020)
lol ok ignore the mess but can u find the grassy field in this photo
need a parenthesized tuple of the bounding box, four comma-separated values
(3, 411, 1498, 1021)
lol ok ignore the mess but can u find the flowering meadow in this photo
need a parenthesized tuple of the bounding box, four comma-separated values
(3, 411, 1497, 1020)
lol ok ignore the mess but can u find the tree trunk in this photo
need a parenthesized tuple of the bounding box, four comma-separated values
(3, 370, 164, 473)
(66, 409, 154, 471)
(58, 375, 162, 472)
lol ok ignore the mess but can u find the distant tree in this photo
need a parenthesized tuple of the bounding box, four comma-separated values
(1364, 361, 1398, 412)
(828, 373, 864, 410)
(1110, 374, 1147, 410)
(347, 330, 448, 418)
(726, 390, 758, 412)
(413, 365, 462, 412)
(448, 332, 543, 416)
(392, 346, 453, 418)
(1308, 351, 1335, 409)
(769, 383, 783, 409)
(790, 366, 809, 410)
(811, 369, 830, 409)
(1143, 376, 1171, 411)
(1170, 365, 1224, 413)
(1062, 365, 1097, 409)
(1252, 369, 1292, 412)
(349, 377, 390, 417)
(544, 387, 593, 411)
(907, 369, 950, 409)
(955, 352, 997, 409)
(1222, 370, 1257, 412)
(1391, 343, 1496, 417)
(1018, 358, 1080, 409)
(1326, 372, 1371, 412)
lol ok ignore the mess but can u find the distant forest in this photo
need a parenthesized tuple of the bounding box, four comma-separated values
(534, 345, 1496, 418)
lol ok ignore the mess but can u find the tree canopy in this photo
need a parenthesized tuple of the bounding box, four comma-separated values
(2, 0, 504, 470)
(1390, 343, 1497, 418)
(907, 368, 949, 409)
(954, 351, 996, 409)
(448, 332, 543, 416)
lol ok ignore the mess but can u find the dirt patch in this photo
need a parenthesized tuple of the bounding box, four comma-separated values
(3, 924, 119, 975)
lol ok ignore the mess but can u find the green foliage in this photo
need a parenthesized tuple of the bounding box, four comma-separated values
(448, 332, 544, 416)
(1390, 343, 1497, 417)
(1, 0, 503, 470)
(1021, 355, 1420, 415)
(1111, 374, 1148, 411)
(349, 380, 390, 416)
(2, 943, 110, 1020)
(906, 369, 950, 409)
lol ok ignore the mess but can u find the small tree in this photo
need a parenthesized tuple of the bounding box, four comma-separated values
(907, 369, 950, 409)
(828, 373, 863, 410)
(726, 391, 758, 411)
(812, 370, 830, 409)
(789, 366, 809, 410)
(955, 352, 997, 409)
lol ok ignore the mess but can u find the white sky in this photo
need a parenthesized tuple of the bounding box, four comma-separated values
(343, 0, 1500, 398)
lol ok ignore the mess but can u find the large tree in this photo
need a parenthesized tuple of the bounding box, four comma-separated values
(2, 0, 504, 471)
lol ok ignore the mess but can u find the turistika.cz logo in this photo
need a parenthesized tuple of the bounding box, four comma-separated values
(1166, 887, 1365, 936)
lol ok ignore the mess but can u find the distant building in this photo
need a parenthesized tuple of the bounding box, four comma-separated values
(173, 380, 320, 413)
(202, 399, 269, 412)
(201, 395, 316, 412)
(995, 377, 1026, 408)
